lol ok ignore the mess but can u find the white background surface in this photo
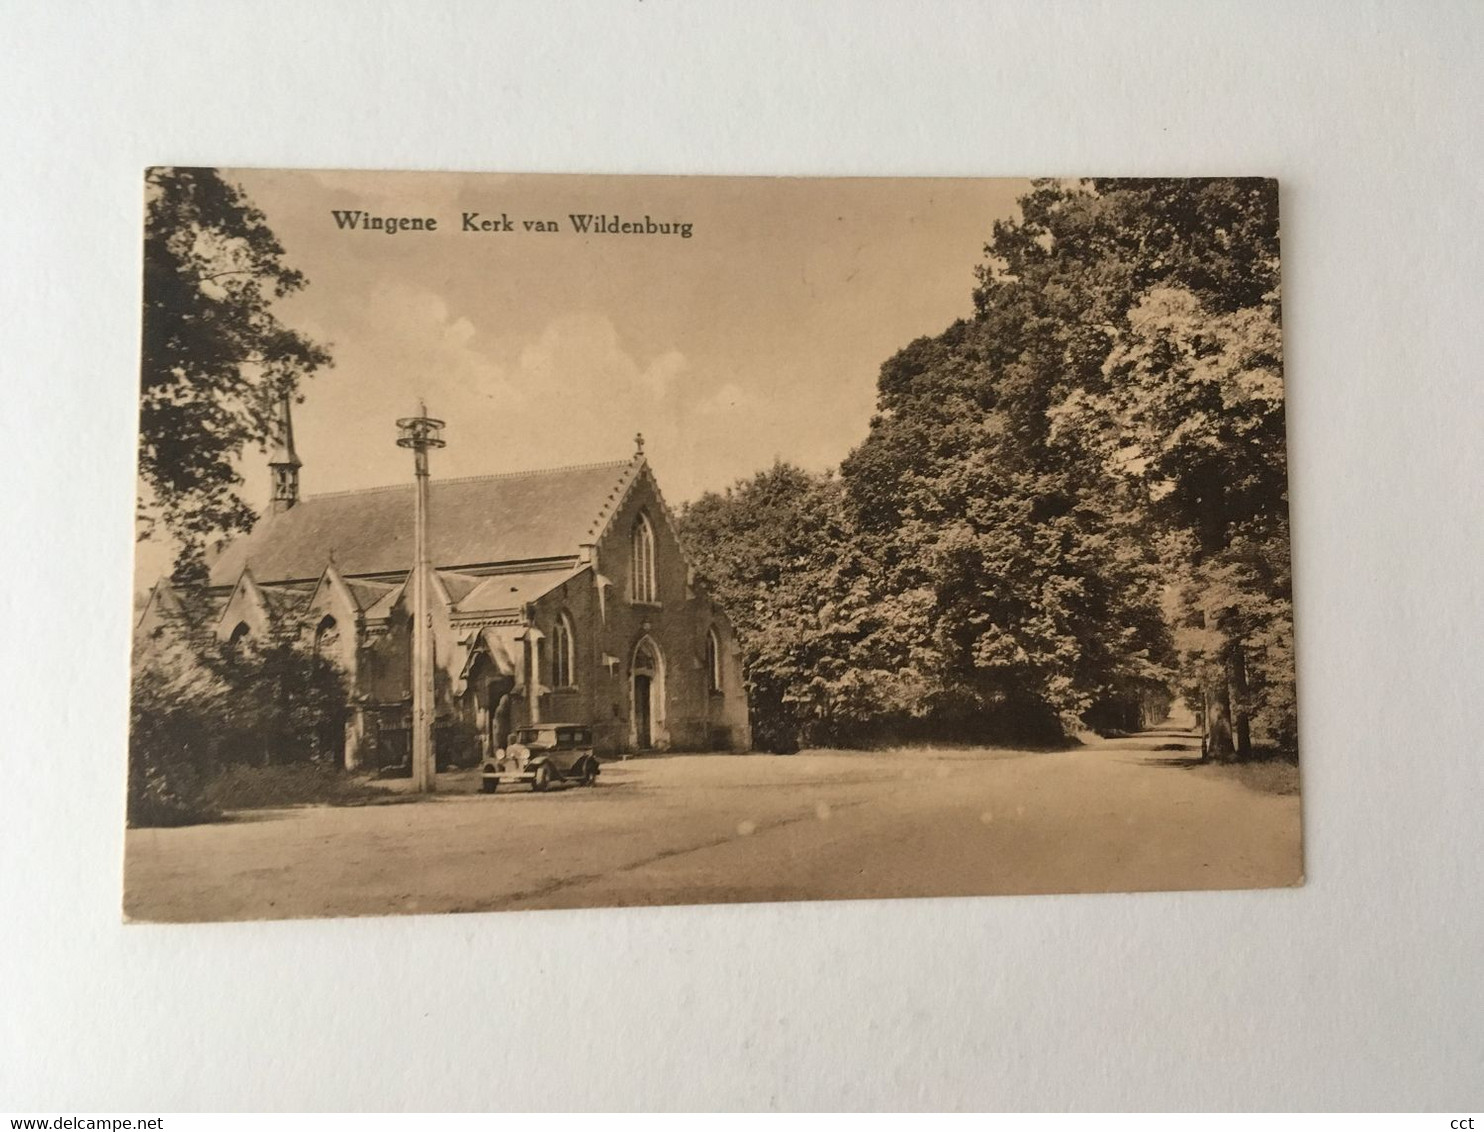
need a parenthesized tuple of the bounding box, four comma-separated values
(2, 0, 1481, 1112)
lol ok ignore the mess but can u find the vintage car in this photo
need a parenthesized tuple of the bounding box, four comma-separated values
(481, 723, 600, 793)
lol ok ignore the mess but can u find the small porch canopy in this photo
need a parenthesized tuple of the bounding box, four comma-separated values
(458, 625, 528, 690)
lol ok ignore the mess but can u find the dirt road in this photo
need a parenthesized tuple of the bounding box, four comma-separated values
(123, 728, 1303, 921)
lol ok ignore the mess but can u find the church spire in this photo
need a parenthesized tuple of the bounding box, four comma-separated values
(269, 392, 301, 513)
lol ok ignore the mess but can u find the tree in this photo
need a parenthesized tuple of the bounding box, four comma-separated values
(685, 178, 1292, 758)
(129, 623, 351, 826)
(829, 178, 1285, 750)
(208, 635, 351, 767)
(139, 167, 331, 587)
(128, 631, 227, 826)
(679, 463, 847, 751)
(840, 324, 1175, 742)
(1068, 286, 1289, 759)
(975, 178, 1289, 758)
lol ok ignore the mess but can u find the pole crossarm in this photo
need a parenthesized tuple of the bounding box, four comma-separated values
(396, 414, 446, 450)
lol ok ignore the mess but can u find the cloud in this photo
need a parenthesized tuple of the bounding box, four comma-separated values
(285, 300, 761, 503)
(361, 281, 513, 407)
(489, 313, 698, 473)
(694, 381, 753, 416)
(512, 313, 689, 405)
(640, 349, 688, 397)
(283, 281, 521, 489)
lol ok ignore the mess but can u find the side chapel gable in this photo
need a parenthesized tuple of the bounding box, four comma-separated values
(135, 579, 184, 638)
(215, 568, 275, 642)
(302, 562, 361, 628)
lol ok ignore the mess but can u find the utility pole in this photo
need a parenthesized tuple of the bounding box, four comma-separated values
(396, 403, 445, 793)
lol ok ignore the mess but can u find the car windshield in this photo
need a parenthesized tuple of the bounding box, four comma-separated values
(517, 727, 589, 747)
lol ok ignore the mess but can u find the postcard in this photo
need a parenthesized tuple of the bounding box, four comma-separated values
(126, 169, 1300, 921)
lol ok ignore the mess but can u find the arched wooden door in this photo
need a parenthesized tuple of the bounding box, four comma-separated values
(630, 636, 663, 751)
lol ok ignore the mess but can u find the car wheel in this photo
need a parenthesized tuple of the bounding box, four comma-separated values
(532, 763, 552, 793)
(580, 759, 598, 787)
(481, 777, 497, 794)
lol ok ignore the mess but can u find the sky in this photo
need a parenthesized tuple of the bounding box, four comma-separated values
(137, 168, 1030, 585)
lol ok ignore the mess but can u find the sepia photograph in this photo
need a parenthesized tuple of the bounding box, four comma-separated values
(126, 168, 1301, 922)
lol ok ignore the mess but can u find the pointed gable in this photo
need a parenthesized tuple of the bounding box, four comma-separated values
(302, 561, 388, 628)
(136, 579, 193, 640)
(214, 569, 272, 641)
(207, 460, 639, 587)
(591, 460, 692, 569)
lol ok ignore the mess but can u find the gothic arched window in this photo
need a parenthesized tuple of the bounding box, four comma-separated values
(225, 621, 251, 657)
(705, 626, 722, 692)
(552, 612, 576, 688)
(314, 615, 340, 658)
(631, 512, 657, 603)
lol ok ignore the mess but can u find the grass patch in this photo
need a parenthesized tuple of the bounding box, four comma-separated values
(201, 762, 395, 811)
(128, 785, 220, 828)
(1198, 757, 1301, 796)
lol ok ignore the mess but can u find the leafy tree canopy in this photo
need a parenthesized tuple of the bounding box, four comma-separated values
(139, 167, 331, 587)
(684, 178, 1292, 757)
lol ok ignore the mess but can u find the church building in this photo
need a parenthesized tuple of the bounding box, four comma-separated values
(136, 400, 752, 768)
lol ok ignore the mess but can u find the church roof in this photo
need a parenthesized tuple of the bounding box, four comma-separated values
(259, 580, 315, 619)
(455, 566, 586, 615)
(208, 459, 638, 587)
(345, 578, 397, 611)
(436, 571, 484, 606)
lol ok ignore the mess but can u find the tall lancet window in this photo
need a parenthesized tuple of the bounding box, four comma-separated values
(552, 612, 576, 688)
(226, 622, 251, 657)
(631, 512, 657, 603)
(705, 627, 723, 692)
(313, 616, 340, 659)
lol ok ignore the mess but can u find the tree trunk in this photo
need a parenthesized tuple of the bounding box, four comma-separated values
(1196, 480, 1236, 762)
(1204, 658, 1235, 762)
(1228, 641, 1252, 761)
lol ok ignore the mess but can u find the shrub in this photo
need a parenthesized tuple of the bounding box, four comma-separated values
(128, 628, 354, 826)
(128, 636, 226, 826)
(200, 762, 391, 810)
